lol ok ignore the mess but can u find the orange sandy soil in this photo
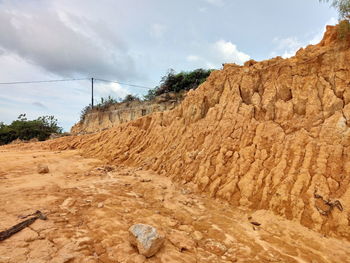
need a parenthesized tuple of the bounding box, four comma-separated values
(0, 148, 349, 263)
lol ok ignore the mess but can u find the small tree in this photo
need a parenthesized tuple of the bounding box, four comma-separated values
(143, 87, 158, 101)
(320, 0, 350, 20)
(80, 104, 92, 121)
(122, 94, 139, 103)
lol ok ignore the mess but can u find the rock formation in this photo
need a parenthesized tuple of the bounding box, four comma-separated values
(71, 94, 183, 134)
(48, 24, 350, 240)
(128, 224, 165, 257)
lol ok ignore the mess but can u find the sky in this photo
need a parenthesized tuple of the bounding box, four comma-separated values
(0, 0, 338, 131)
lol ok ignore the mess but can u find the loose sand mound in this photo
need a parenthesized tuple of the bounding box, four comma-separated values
(45, 24, 350, 240)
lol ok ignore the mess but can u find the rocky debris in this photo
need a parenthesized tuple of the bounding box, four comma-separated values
(168, 229, 196, 252)
(204, 239, 228, 256)
(128, 224, 165, 257)
(37, 164, 49, 174)
(95, 165, 115, 172)
(2, 150, 350, 262)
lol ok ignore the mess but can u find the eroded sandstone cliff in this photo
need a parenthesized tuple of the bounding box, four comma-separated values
(71, 95, 183, 134)
(48, 25, 350, 240)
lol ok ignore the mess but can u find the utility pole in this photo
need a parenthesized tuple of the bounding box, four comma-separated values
(91, 77, 94, 108)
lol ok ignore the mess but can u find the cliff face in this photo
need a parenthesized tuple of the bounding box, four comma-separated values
(71, 96, 182, 134)
(49, 25, 350, 239)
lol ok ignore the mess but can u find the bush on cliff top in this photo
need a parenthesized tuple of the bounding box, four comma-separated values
(0, 114, 63, 145)
(144, 68, 213, 100)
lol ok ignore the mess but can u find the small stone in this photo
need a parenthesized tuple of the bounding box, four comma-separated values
(178, 225, 193, 233)
(97, 202, 104, 208)
(181, 188, 192, 195)
(60, 198, 75, 209)
(140, 178, 152, 183)
(204, 239, 227, 256)
(192, 231, 203, 241)
(75, 237, 92, 246)
(225, 151, 233, 158)
(37, 164, 49, 174)
(129, 224, 165, 257)
(13, 228, 38, 242)
(167, 219, 178, 227)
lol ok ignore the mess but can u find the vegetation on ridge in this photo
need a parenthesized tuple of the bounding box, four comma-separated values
(144, 68, 213, 100)
(321, 0, 350, 20)
(320, 1, 350, 38)
(80, 68, 213, 121)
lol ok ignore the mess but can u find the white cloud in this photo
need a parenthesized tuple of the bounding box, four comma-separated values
(214, 40, 250, 64)
(150, 23, 167, 39)
(203, 0, 224, 6)
(271, 17, 338, 58)
(272, 36, 302, 58)
(308, 17, 338, 45)
(186, 40, 250, 69)
(95, 82, 129, 100)
(199, 7, 208, 13)
(186, 55, 200, 62)
(0, 53, 92, 130)
(0, 3, 137, 81)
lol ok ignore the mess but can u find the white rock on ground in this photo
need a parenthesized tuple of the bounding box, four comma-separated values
(128, 224, 165, 257)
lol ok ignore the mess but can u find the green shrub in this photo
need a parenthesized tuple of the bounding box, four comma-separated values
(80, 104, 92, 121)
(0, 114, 62, 145)
(338, 19, 350, 39)
(122, 94, 139, 103)
(320, 0, 350, 20)
(143, 88, 158, 101)
(144, 68, 213, 100)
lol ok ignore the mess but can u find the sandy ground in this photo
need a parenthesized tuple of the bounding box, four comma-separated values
(0, 149, 350, 263)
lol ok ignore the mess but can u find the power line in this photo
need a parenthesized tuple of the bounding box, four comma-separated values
(0, 78, 89, 85)
(0, 77, 153, 90)
(94, 78, 152, 89)
(0, 76, 154, 110)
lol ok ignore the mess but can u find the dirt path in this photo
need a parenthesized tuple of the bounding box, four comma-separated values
(0, 149, 349, 263)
